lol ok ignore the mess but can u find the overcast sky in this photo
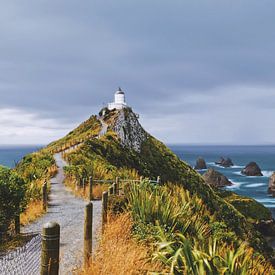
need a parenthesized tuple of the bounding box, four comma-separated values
(0, 1, 275, 145)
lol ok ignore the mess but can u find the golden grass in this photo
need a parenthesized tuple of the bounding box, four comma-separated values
(92, 184, 109, 200)
(80, 213, 163, 275)
(0, 234, 33, 253)
(20, 200, 45, 226)
(64, 175, 111, 200)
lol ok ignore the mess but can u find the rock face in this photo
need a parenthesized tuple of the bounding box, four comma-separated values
(241, 162, 263, 176)
(268, 172, 275, 196)
(215, 157, 234, 167)
(202, 168, 232, 187)
(111, 108, 148, 153)
(194, 157, 207, 170)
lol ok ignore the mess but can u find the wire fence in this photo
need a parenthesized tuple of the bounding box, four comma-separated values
(0, 234, 42, 275)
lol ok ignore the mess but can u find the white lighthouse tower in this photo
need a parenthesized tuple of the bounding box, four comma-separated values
(108, 87, 127, 110)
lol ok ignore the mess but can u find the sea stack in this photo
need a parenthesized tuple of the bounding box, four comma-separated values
(241, 162, 263, 176)
(268, 172, 275, 197)
(215, 157, 234, 167)
(194, 157, 207, 170)
(202, 168, 232, 188)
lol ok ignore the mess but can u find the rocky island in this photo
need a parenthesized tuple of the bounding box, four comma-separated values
(268, 172, 275, 197)
(215, 157, 234, 167)
(203, 168, 232, 187)
(241, 162, 263, 176)
(194, 157, 207, 170)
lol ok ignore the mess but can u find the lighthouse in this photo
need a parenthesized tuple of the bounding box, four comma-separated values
(108, 87, 128, 110)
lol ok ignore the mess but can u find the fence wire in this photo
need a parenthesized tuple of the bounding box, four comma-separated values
(0, 234, 42, 275)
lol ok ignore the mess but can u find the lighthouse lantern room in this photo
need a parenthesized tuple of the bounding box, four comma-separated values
(108, 87, 127, 110)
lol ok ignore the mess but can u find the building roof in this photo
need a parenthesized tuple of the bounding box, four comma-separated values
(115, 87, 124, 95)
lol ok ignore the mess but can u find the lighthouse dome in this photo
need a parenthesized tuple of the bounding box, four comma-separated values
(115, 87, 124, 95)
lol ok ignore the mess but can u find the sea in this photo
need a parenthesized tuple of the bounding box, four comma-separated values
(0, 145, 42, 168)
(169, 145, 275, 219)
(1, 144, 275, 219)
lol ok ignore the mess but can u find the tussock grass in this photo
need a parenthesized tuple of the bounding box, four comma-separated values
(80, 214, 163, 275)
(127, 181, 274, 274)
(20, 200, 44, 226)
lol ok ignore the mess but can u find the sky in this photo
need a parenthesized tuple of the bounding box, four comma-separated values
(0, 1, 275, 145)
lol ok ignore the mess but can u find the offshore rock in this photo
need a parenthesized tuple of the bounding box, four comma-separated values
(215, 157, 234, 167)
(241, 162, 263, 176)
(268, 172, 275, 197)
(194, 157, 207, 170)
(202, 168, 232, 187)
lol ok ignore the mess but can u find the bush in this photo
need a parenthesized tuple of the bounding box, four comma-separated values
(0, 166, 26, 237)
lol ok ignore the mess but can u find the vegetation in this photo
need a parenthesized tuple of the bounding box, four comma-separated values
(124, 181, 274, 273)
(62, 125, 271, 256)
(0, 166, 26, 239)
(47, 115, 101, 153)
(81, 214, 163, 274)
(218, 189, 272, 223)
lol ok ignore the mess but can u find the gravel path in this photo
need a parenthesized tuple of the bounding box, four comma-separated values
(22, 153, 102, 274)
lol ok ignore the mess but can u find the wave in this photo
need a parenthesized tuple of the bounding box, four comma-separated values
(226, 180, 247, 190)
(262, 171, 274, 177)
(233, 170, 273, 178)
(207, 162, 225, 169)
(196, 169, 207, 172)
(245, 183, 266, 188)
(233, 171, 244, 176)
(231, 165, 245, 169)
(255, 198, 275, 204)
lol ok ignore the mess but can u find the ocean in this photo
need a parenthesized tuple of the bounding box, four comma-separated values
(0, 145, 42, 168)
(169, 145, 275, 219)
(1, 144, 275, 219)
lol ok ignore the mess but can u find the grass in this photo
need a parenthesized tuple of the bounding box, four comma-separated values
(20, 200, 45, 226)
(63, 175, 111, 200)
(80, 213, 164, 275)
(126, 181, 274, 274)
(0, 234, 33, 253)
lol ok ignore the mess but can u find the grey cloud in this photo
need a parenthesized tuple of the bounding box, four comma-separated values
(0, 1, 274, 144)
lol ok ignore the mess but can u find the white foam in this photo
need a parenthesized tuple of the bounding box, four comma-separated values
(245, 183, 266, 188)
(255, 198, 275, 204)
(231, 165, 245, 169)
(233, 170, 273, 178)
(263, 204, 275, 208)
(196, 169, 207, 172)
(262, 171, 274, 177)
(233, 171, 244, 176)
(226, 180, 247, 190)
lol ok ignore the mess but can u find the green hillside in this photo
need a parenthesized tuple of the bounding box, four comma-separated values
(53, 108, 273, 258)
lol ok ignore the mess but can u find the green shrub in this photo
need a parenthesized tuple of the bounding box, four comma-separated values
(0, 166, 26, 236)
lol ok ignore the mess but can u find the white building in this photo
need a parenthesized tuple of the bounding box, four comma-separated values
(108, 87, 128, 110)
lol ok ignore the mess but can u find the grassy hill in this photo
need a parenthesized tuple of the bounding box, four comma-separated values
(11, 107, 274, 269)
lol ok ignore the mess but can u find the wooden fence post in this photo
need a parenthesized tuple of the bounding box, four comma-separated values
(82, 178, 86, 196)
(41, 222, 60, 275)
(102, 191, 108, 233)
(89, 176, 93, 201)
(14, 207, 20, 235)
(108, 185, 114, 195)
(84, 202, 93, 267)
(115, 177, 120, 195)
(42, 182, 47, 212)
(157, 176, 161, 184)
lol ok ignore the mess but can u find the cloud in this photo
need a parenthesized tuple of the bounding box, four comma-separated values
(140, 85, 275, 145)
(0, 1, 274, 144)
(0, 108, 74, 144)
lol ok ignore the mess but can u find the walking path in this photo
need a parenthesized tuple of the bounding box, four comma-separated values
(22, 153, 102, 274)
